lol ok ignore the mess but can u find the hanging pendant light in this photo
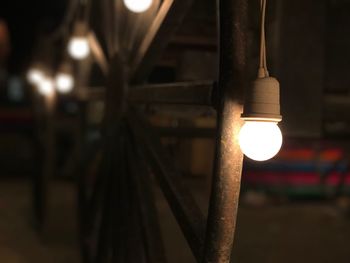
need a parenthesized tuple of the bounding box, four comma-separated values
(238, 0, 282, 161)
(55, 63, 75, 94)
(27, 64, 45, 85)
(37, 76, 55, 97)
(68, 22, 90, 60)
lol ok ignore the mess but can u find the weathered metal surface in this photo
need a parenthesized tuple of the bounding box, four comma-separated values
(202, 0, 247, 262)
(128, 110, 205, 261)
(128, 81, 214, 105)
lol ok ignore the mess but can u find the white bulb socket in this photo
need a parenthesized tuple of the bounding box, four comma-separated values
(123, 0, 153, 13)
(241, 77, 281, 121)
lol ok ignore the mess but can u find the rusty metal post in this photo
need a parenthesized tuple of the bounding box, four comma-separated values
(202, 0, 247, 262)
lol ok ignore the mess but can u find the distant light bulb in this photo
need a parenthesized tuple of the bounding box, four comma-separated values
(123, 0, 153, 13)
(55, 73, 74, 94)
(68, 37, 90, 60)
(38, 77, 55, 96)
(27, 68, 44, 84)
(238, 121, 282, 161)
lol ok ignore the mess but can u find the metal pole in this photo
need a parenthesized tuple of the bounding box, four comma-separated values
(126, 137, 166, 263)
(40, 94, 56, 233)
(202, 0, 247, 261)
(94, 54, 128, 263)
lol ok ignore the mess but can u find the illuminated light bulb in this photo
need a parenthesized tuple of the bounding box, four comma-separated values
(38, 77, 55, 96)
(240, 77, 282, 161)
(238, 121, 282, 161)
(55, 73, 74, 94)
(68, 37, 90, 60)
(239, 0, 283, 162)
(27, 68, 44, 85)
(123, 0, 153, 13)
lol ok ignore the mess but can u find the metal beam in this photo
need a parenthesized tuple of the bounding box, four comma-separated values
(128, 110, 205, 261)
(94, 55, 128, 262)
(157, 127, 216, 138)
(129, 81, 214, 105)
(88, 31, 109, 75)
(73, 81, 214, 105)
(202, 0, 248, 262)
(102, 0, 116, 58)
(75, 88, 106, 101)
(130, 0, 194, 83)
(127, 135, 167, 263)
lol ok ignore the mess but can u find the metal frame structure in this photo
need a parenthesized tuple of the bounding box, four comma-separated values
(78, 0, 247, 262)
(34, 0, 248, 262)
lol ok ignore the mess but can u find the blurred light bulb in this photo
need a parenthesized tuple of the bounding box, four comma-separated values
(27, 68, 44, 85)
(238, 121, 282, 161)
(55, 73, 74, 94)
(68, 37, 90, 60)
(38, 77, 55, 96)
(123, 0, 153, 13)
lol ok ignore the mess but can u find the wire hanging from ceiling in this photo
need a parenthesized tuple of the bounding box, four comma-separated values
(259, 0, 269, 78)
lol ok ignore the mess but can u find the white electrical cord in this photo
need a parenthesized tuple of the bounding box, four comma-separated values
(258, 0, 269, 78)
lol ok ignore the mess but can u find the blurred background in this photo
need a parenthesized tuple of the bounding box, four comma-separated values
(0, 0, 350, 262)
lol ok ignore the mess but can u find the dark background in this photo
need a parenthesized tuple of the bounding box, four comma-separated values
(0, 0, 349, 263)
